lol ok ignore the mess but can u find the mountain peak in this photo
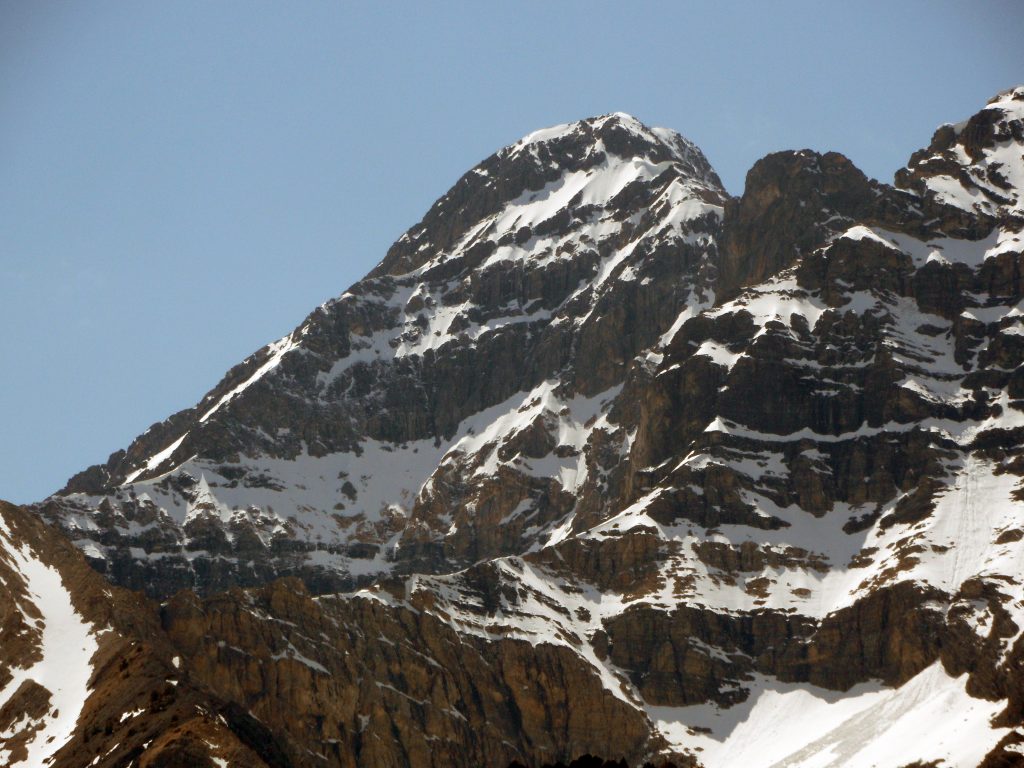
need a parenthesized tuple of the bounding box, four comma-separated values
(986, 84, 1024, 109)
(897, 84, 1024, 221)
(56, 110, 729, 499)
(511, 111, 651, 151)
(371, 112, 725, 277)
(505, 111, 721, 189)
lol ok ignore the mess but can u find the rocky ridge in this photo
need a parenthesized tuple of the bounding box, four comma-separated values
(13, 87, 1024, 766)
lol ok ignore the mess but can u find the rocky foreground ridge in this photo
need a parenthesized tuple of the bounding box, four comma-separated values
(5, 87, 1024, 767)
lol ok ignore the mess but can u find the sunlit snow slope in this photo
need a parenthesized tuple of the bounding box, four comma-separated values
(0, 511, 96, 766)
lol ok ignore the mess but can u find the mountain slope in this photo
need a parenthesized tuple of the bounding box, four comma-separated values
(18, 87, 1024, 767)
(0, 500, 291, 767)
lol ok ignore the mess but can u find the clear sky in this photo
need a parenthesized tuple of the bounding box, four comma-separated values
(2, 1, 1022, 503)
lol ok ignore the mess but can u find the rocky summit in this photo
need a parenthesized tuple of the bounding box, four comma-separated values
(4, 87, 1024, 767)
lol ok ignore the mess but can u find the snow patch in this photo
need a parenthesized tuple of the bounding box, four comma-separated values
(649, 662, 1007, 768)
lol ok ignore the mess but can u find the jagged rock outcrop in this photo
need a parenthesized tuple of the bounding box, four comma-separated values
(160, 578, 659, 768)
(10, 86, 1024, 767)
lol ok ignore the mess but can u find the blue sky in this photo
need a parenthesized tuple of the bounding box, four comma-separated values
(2, 1, 1021, 503)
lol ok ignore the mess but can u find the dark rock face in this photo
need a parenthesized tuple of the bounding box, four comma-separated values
(160, 579, 657, 768)
(12, 88, 1024, 766)
(717, 150, 879, 297)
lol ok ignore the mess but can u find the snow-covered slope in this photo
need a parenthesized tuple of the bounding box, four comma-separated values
(898, 85, 1024, 221)
(0, 510, 97, 765)
(26, 88, 1024, 767)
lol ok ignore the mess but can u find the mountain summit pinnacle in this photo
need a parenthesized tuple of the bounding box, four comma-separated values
(506, 111, 722, 186)
(374, 111, 726, 277)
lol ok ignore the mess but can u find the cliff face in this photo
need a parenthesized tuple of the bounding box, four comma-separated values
(11, 87, 1024, 767)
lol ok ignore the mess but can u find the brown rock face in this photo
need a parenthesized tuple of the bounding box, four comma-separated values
(717, 150, 880, 297)
(159, 578, 656, 768)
